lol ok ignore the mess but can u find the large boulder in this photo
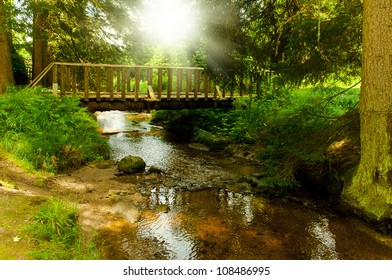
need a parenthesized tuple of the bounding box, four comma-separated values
(117, 156, 146, 174)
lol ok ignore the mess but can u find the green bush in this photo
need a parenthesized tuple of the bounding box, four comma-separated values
(0, 87, 109, 172)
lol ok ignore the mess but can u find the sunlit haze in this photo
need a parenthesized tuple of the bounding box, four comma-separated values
(139, 0, 198, 46)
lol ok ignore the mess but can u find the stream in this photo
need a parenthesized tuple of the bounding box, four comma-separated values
(95, 110, 392, 260)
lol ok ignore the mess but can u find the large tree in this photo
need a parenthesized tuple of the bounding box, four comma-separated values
(0, 0, 14, 92)
(342, 0, 392, 221)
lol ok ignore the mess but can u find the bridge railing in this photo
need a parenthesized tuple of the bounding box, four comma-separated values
(29, 62, 234, 102)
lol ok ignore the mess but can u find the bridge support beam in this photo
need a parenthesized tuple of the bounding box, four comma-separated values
(80, 98, 234, 112)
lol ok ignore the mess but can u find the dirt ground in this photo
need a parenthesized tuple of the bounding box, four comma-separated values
(0, 155, 146, 259)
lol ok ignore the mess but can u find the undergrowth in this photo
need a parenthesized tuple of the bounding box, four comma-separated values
(27, 198, 100, 260)
(0, 87, 109, 173)
(152, 85, 360, 192)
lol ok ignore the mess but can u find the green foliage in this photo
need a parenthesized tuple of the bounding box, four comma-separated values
(0, 87, 108, 172)
(252, 86, 360, 189)
(28, 198, 100, 260)
(154, 84, 360, 191)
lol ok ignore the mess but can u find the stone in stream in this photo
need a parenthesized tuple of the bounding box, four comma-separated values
(117, 156, 146, 174)
(112, 200, 141, 224)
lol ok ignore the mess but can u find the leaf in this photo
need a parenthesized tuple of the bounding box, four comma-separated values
(13, 236, 21, 242)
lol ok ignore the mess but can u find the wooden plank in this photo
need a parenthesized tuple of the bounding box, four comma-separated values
(158, 68, 162, 100)
(203, 72, 209, 100)
(116, 68, 121, 93)
(29, 62, 55, 88)
(168, 68, 172, 100)
(147, 85, 157, 100)
(107, 67, 114, 101)
(96, 67, 101, 101)
(125, 68, 131, 93)
(135, 67, 140, 101)
(176, 69, 182, 100)
(65, 66, 71, 92)
(186, 69, 191, 101)
(53, 62, 203, 71)
(60, 65, 65, 96)
(194, 69, 200, 100)
(84, 66, 89, 101)
(214, 85, 223, 100)
(72, 67, 77, 95)
(52, 64, 58, 96)
(121, 67, 126, 101)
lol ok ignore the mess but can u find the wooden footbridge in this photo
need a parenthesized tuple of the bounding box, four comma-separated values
(29, 62, 242, 111)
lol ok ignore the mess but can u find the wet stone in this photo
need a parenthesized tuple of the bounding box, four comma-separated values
(112, 200, 141, 224)
(148, 166, 164, 174)
(117, 156, 146, 174)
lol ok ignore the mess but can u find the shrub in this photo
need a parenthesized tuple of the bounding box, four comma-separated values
(0, 87, 109, 172)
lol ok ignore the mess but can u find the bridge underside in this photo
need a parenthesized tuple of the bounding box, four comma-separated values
(81, 97, 234, 112)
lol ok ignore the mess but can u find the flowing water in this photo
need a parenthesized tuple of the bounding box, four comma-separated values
(96, 111, 392, 260)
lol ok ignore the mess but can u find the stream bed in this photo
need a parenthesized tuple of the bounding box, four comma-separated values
(94, 110, 392, 260)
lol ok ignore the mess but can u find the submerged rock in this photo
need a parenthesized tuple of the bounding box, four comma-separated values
(117, 156, 146, 174)
(112, 200, 141, 224)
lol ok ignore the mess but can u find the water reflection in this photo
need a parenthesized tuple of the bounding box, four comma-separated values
(307, 216, 338, 260)
(108, 133, 175, 167)
(96, 111, 392, 260)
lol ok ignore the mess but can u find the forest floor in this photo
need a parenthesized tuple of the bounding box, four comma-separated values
(0, 154, 143, 259)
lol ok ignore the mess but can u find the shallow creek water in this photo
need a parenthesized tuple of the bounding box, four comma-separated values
(95, 110, 392, 260)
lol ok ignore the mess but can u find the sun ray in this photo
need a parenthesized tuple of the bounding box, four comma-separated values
(139, 0, 198, 46)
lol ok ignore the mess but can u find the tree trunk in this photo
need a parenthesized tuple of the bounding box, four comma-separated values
(0, 0, 14, 92)
(32, 7, 51, 86)
(341, 0, 392, 221)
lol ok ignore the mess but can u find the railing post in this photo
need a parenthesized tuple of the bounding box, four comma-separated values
(186, 69, 191, 101)
(176, 69, 182, 100)
(167, 68, 172, 100)
(72, 66, 77, 95)
(107, 67, 114, 101)
(60, 65, 65, 97)
(52, 64, 58, 96)
(84, 66, 89, 101)
(65, 66, 71, 94)
(203, 72, 209, 101)
(121, 67, 126, 101)
(116, 68, 121, 93)
(158, 68, 162, 100)
(135, 67, 140, 101)
(126, 67, 131, 93)
(96, 67, 101, 101)
(194, 69, 200, 100)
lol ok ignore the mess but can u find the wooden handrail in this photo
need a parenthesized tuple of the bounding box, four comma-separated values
(28, 62, 237, 102)
(28, 62, 55, 87)
(52, 62, 203, 71)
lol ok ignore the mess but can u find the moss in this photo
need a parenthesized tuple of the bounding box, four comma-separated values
(340, 110, 392, 222)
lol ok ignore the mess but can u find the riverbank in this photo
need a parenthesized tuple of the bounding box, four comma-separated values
(2, 151, 392, 260)
(2, 109, 392, 260)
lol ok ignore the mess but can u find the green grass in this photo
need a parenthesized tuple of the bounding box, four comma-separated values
(0, 87, 109, 173)
(27, 198, 100, 260)
(0, 195, 100, 260)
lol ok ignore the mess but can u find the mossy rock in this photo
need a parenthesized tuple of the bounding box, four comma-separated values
(117, 156, 146, 174)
